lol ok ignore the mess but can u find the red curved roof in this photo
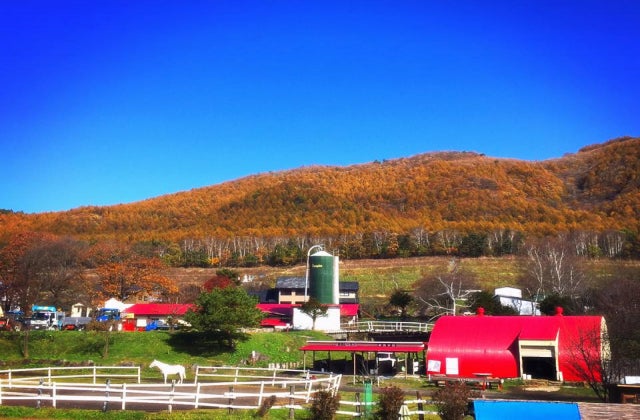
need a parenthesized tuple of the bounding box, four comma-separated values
(426, 315, 605, 381)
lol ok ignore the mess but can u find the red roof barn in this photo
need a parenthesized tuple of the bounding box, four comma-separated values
(124, 303, 193, 317)
(426, 309, 607, 382)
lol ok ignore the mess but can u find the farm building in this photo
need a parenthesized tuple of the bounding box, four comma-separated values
(426, 308, 608, 382)
(122, 303, 193, 331)
(257, 303, 359, 331)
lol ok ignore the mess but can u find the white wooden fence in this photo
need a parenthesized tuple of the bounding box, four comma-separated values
(0, 365, 341, 414)
(0, 366, 140, 385)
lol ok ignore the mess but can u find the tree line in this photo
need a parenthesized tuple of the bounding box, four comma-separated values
(170, 228, 639, 268)
(1, 227, 638, 314)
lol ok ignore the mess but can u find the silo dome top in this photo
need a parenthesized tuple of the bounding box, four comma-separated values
(311, 250, 332, 257)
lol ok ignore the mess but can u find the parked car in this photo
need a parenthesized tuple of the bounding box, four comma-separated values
(376, 352, 398, 367)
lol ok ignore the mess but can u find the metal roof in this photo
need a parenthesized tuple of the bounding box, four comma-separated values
(275, 276, 306, 288)
(274, 277, 359, 291)
(300, 340, 425, 353)
(123, 303, 193, 316)
(426, 314, 605, 381)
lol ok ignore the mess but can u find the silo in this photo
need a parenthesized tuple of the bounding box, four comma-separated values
(309, 250, 335, 304)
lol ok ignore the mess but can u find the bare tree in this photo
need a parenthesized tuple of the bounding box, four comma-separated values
(415, 259, 480, 319)
(521, 236, 584, 301)
(27, 237, 88, 309)
(563, 321, 612, 402)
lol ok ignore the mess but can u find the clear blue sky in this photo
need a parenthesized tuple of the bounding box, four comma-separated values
(1, 1, 638, 214)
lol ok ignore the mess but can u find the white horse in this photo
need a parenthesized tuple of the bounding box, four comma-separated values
(150, 359, 186, 384)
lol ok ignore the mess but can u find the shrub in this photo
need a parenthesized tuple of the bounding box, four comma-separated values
(432, 381, 480, 420)
(376, 386, 405, 420)
(307, 388, 340, 420)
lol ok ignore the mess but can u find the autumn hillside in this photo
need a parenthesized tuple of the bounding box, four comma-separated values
(1, 137, 639, 243)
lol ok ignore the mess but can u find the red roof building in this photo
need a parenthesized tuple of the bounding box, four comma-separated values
(256, 303, 359, 331)
(426, 309, 607, 382)
(123, 303, 194, 316)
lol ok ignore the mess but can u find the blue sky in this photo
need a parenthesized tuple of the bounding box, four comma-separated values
(1, 1, 638, 214)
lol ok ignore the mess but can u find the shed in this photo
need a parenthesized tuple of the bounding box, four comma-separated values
(300, 340, 426, 381)
(426, 309, 607, 382)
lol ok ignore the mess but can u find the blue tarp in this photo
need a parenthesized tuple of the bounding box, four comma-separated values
(473, 400, 581, 420)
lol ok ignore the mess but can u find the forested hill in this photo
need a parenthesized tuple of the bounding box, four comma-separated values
(1, 137, 639, 243)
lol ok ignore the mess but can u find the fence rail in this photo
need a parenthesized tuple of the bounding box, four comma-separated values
(335, 393, 438, 417)
(0, 366, 141, 385)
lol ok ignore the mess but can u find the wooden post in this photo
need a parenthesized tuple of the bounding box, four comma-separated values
(352, 352, 356, 384)
(228, 385, 234, 414)
(194, 382, 201, 409)
(168, 380, 175, 414)
(417, 391, 424, 420)
(102, 378, 110, 412)
(289, 385, 295, 419)
(37, 378, 43, 409)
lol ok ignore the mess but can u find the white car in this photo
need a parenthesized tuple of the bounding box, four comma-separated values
(376, 352, 397, 367)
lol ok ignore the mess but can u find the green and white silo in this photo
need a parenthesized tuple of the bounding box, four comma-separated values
(309, 250, 339, 304)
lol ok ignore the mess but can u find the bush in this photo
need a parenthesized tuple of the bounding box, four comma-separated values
(376, 386, 405, 420)
(307, 388, 340, 420)
(432, 382, 480, 420)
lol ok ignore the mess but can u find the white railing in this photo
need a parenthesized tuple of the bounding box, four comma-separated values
(0, 366, 341, 414)
(336, 396, 438, 417)
(338, 321, 433, 332)
(0, 366, 141, 385)
(334, 390, 439, 418)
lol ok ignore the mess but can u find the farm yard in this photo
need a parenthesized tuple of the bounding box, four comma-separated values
(2, 328, 633, 419)
(2, 256, 640, 418)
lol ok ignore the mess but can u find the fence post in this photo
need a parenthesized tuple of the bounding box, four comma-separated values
(258, 381, 265, 407)
(168, 379, 175, 414)
(417, 391, 424, 420)
(122, 382, 127, 410)
(194, 382, 201, 409)
(52, 382, 57, 408)
(102, 378, 111, 412)
(305, 376, 313, 403)
(93, 365, 97, 384)
(355, 392, 361, 416)
(37, 378, 43, 409)
(137, 365, 141, 384)
(228, 385, 234, 415)
(289, 385, 295, 419)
